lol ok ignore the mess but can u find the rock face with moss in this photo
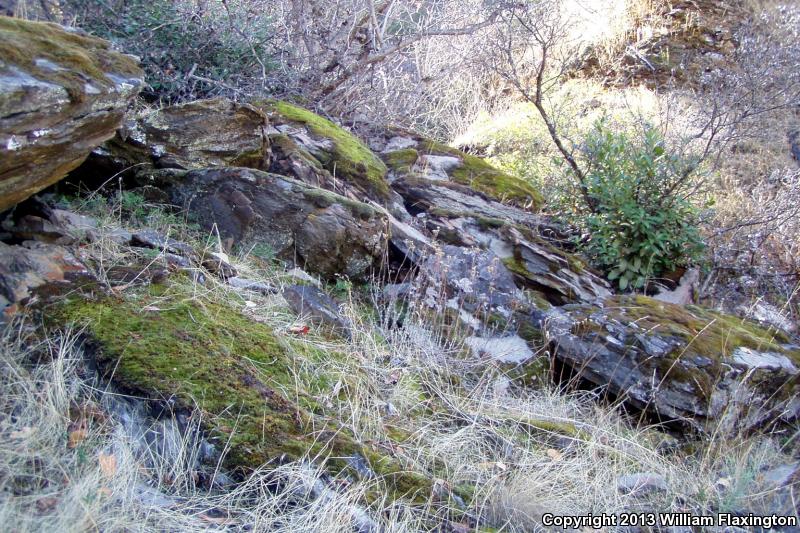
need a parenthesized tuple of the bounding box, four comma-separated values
(154, 167, 388, 281)
(56, 281, 432, 502)
(0, 17, 143, 212)
(544, 295, 800, 431)
(386, 178, 610, 305)
(256, 100, 391, 203)
(85, 98, 271, 177)
(377, 128, 543, 211)
(368, 127, 608, 307)
(425, 216, 609, 305)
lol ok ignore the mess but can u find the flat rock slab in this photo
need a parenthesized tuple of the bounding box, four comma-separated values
(227, 276, 276, 295)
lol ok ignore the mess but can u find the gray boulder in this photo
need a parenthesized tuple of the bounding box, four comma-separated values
(157, 167, 389, 281)
(282, 284, 350, 336)
(1, 200, 99, 244)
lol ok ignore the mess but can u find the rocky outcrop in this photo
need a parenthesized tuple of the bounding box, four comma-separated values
(155, 167, 389, 281)
(372, 127, 608, 306)
(86, 98, 271, 177)
(257, 100, 391, 203)
(69, 99, 604, 309)
(391, 175, 546, 227)
(377, 128, 543, 211)
(386, 178, 609, 305)
(544, 295, 800, 431)
(0, 17, 143, 212)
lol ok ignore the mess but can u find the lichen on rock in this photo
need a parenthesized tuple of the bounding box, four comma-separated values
(544, 294, 800, 431)
(379, 129, 544, 211)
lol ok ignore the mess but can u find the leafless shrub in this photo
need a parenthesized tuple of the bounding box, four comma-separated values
(706, 167, 800, 314)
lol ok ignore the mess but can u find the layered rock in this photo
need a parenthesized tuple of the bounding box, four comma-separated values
(0, 17, 143, 212)
(86, 98, 271, 177)
(0, 240, 91, 320)
(544, 294, 800, 431)
(374, 128, 608, 306)
(384, 188, 609, 306)
(421, 244, 524, 317)
(377, 128, 543, 211)
(155, 167, 389, 281)
(498, 226, 611, 305)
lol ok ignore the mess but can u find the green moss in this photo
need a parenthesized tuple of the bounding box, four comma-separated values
(0, 17, 142, 102)
(517, 321, 541, 343)
(257, 100, 389, 199)
(502, 255, 530, 279)
(523, 290, 552, 312)
(54, 281, 431, 501)
(269, 133, 324, 170)
(614, 295, 795, 357)
(382, 148, 419, 173)
(300, 187, 377, 221)
(418, 139, 543, 211)
(474, 215, 508, 230)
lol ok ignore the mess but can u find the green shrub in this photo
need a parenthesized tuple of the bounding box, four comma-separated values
(572, 120, 705, 290)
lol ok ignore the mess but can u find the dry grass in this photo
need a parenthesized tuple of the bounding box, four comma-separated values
(1, 195, 797, 531)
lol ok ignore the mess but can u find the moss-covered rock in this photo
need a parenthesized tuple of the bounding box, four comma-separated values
(544, 294, 800, 432)
(256, 100, 390, 201)
(54, 280, 432, 502)
(0, 16, 144, 211)
(269, 133, 324, 170)
(390, 192, 608, 307)
(379, 130, 543, 212)
(382, 148, 420, 175)
(420, 139, 543, 211)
